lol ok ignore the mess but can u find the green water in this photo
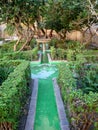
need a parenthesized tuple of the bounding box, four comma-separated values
(31, 64, 61, 130)
(41, 52, 48, 63)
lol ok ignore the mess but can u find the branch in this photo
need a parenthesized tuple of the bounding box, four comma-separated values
(87, 0, 98, 19)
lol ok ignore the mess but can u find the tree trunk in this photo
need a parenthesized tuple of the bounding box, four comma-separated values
(19, 36, 33, 51)
(14, 36, 21, 51)
(41, 28, 45, 36)
(49, 30, 53, 38)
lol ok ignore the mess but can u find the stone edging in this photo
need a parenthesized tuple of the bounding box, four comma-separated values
(47, 53, 67, 63)
(24, 79, 38, 130)
(47, 53, 52, 63)
(53, 78, 70, 130)
(38, 53, 41, 63)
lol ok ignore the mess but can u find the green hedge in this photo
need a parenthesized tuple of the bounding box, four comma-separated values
(58, 63, 98, 130)
(0, 47, 38, 61)
(0, 60, 21, 86)
(76, 54, 98, 63)
(50, 47, 66, 60)
(0, 61, 30, 130)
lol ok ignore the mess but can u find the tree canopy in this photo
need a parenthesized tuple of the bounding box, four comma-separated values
(0, 0, 98, 50)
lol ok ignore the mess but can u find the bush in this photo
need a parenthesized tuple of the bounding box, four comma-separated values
(0, 40, 37, 53)
(50, 46, 56, 60)
(30, 38, 37, 48)
(0, 67, 14, 85)
(56, 48, 66, 60)
(0, 47, 38, 61)
(49, 38, 66, 48)
(66, 49, 75, 61)
(0, 41, 16, 53)
(58, 63, 98, 130)
(0, 61, 30, 130)
(0, 60, 21, 86)
(50, 47, 66, 60)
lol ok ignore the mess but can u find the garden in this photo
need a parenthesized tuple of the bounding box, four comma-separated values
(0, 0, 98, 130)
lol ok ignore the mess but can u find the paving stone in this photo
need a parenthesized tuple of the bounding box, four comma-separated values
(53, 78, 70, 130)
(61, 125, 70, 130)
(25, 79, 38, 130)
(60, 119, 69, 125)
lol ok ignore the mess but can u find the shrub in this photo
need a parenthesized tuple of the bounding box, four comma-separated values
(56, 48, 66, 60)
(75, 62, 98, 93)
(50, 46, 56, 60)
(30, 38, 37, 48)
(0, 60, 21, 86)
(58, 63, 98, 130)
(50, 47, 66, 60)
(49, 38, 66, 48)
(0, 41, 18, 53)
(0, 67, 14, 85)
(0, 61, 30, 130)
(66, 49, 75, 61)
(0, 47, 38, 61)
(0, 40, 37, 53)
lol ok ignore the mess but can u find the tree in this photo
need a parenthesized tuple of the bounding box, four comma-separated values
(44, 0, 98, 40)
(0, 0, 46, 51)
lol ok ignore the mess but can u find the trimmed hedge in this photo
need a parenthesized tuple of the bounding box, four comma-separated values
(0, 60, 21, 86)
(0, 47, 38, 61)
(0, 60, 30, 130)
(50, 46, 66, 60)
(58, 63, 98, 130)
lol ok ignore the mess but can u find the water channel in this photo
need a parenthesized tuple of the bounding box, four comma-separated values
(30, 53, 61, 130)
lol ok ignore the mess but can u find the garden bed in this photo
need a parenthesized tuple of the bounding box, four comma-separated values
(58, 62, 98, 130)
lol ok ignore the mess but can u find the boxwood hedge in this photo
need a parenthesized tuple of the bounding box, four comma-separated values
(0, 47, 38, 61)
(0, 60, 30, 130)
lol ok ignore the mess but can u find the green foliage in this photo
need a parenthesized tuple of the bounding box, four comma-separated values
(0, 66, 14, 86)
(0, 41, 16, 53)
(69, 90, 98, 130)
(58, 63, 76, 98)
(66, 41, 85, 61)
(4, 24, 15, 36)
(76, 49, 98, 63)
(74, 61, 98, 93)
(0, 61, 30, 130)
(45, 0, 95, 33)
(56, 48, 66, 60)
(49, 38, 66, 48)
(0, 40, 37, 53)
(66, 49, 75, 61)
(0, 47, 38, 61)
(58, 62, 98, 130)
(82, 66, 98, 93)
(50, 46, 56, 60)
(30, 38, 37, 48)
(50, 47, 66, 60)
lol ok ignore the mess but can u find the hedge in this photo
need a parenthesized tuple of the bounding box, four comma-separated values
(50, 47, 66, 60)
(76, 53, 98, 63)
(0, 60, 22, 86)
(0, 60, 30, 130)
(0, 47, 38, 61)
(58, 63, 98, 130)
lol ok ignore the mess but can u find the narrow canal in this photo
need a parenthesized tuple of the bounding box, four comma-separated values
(30, 52, 61, 130)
